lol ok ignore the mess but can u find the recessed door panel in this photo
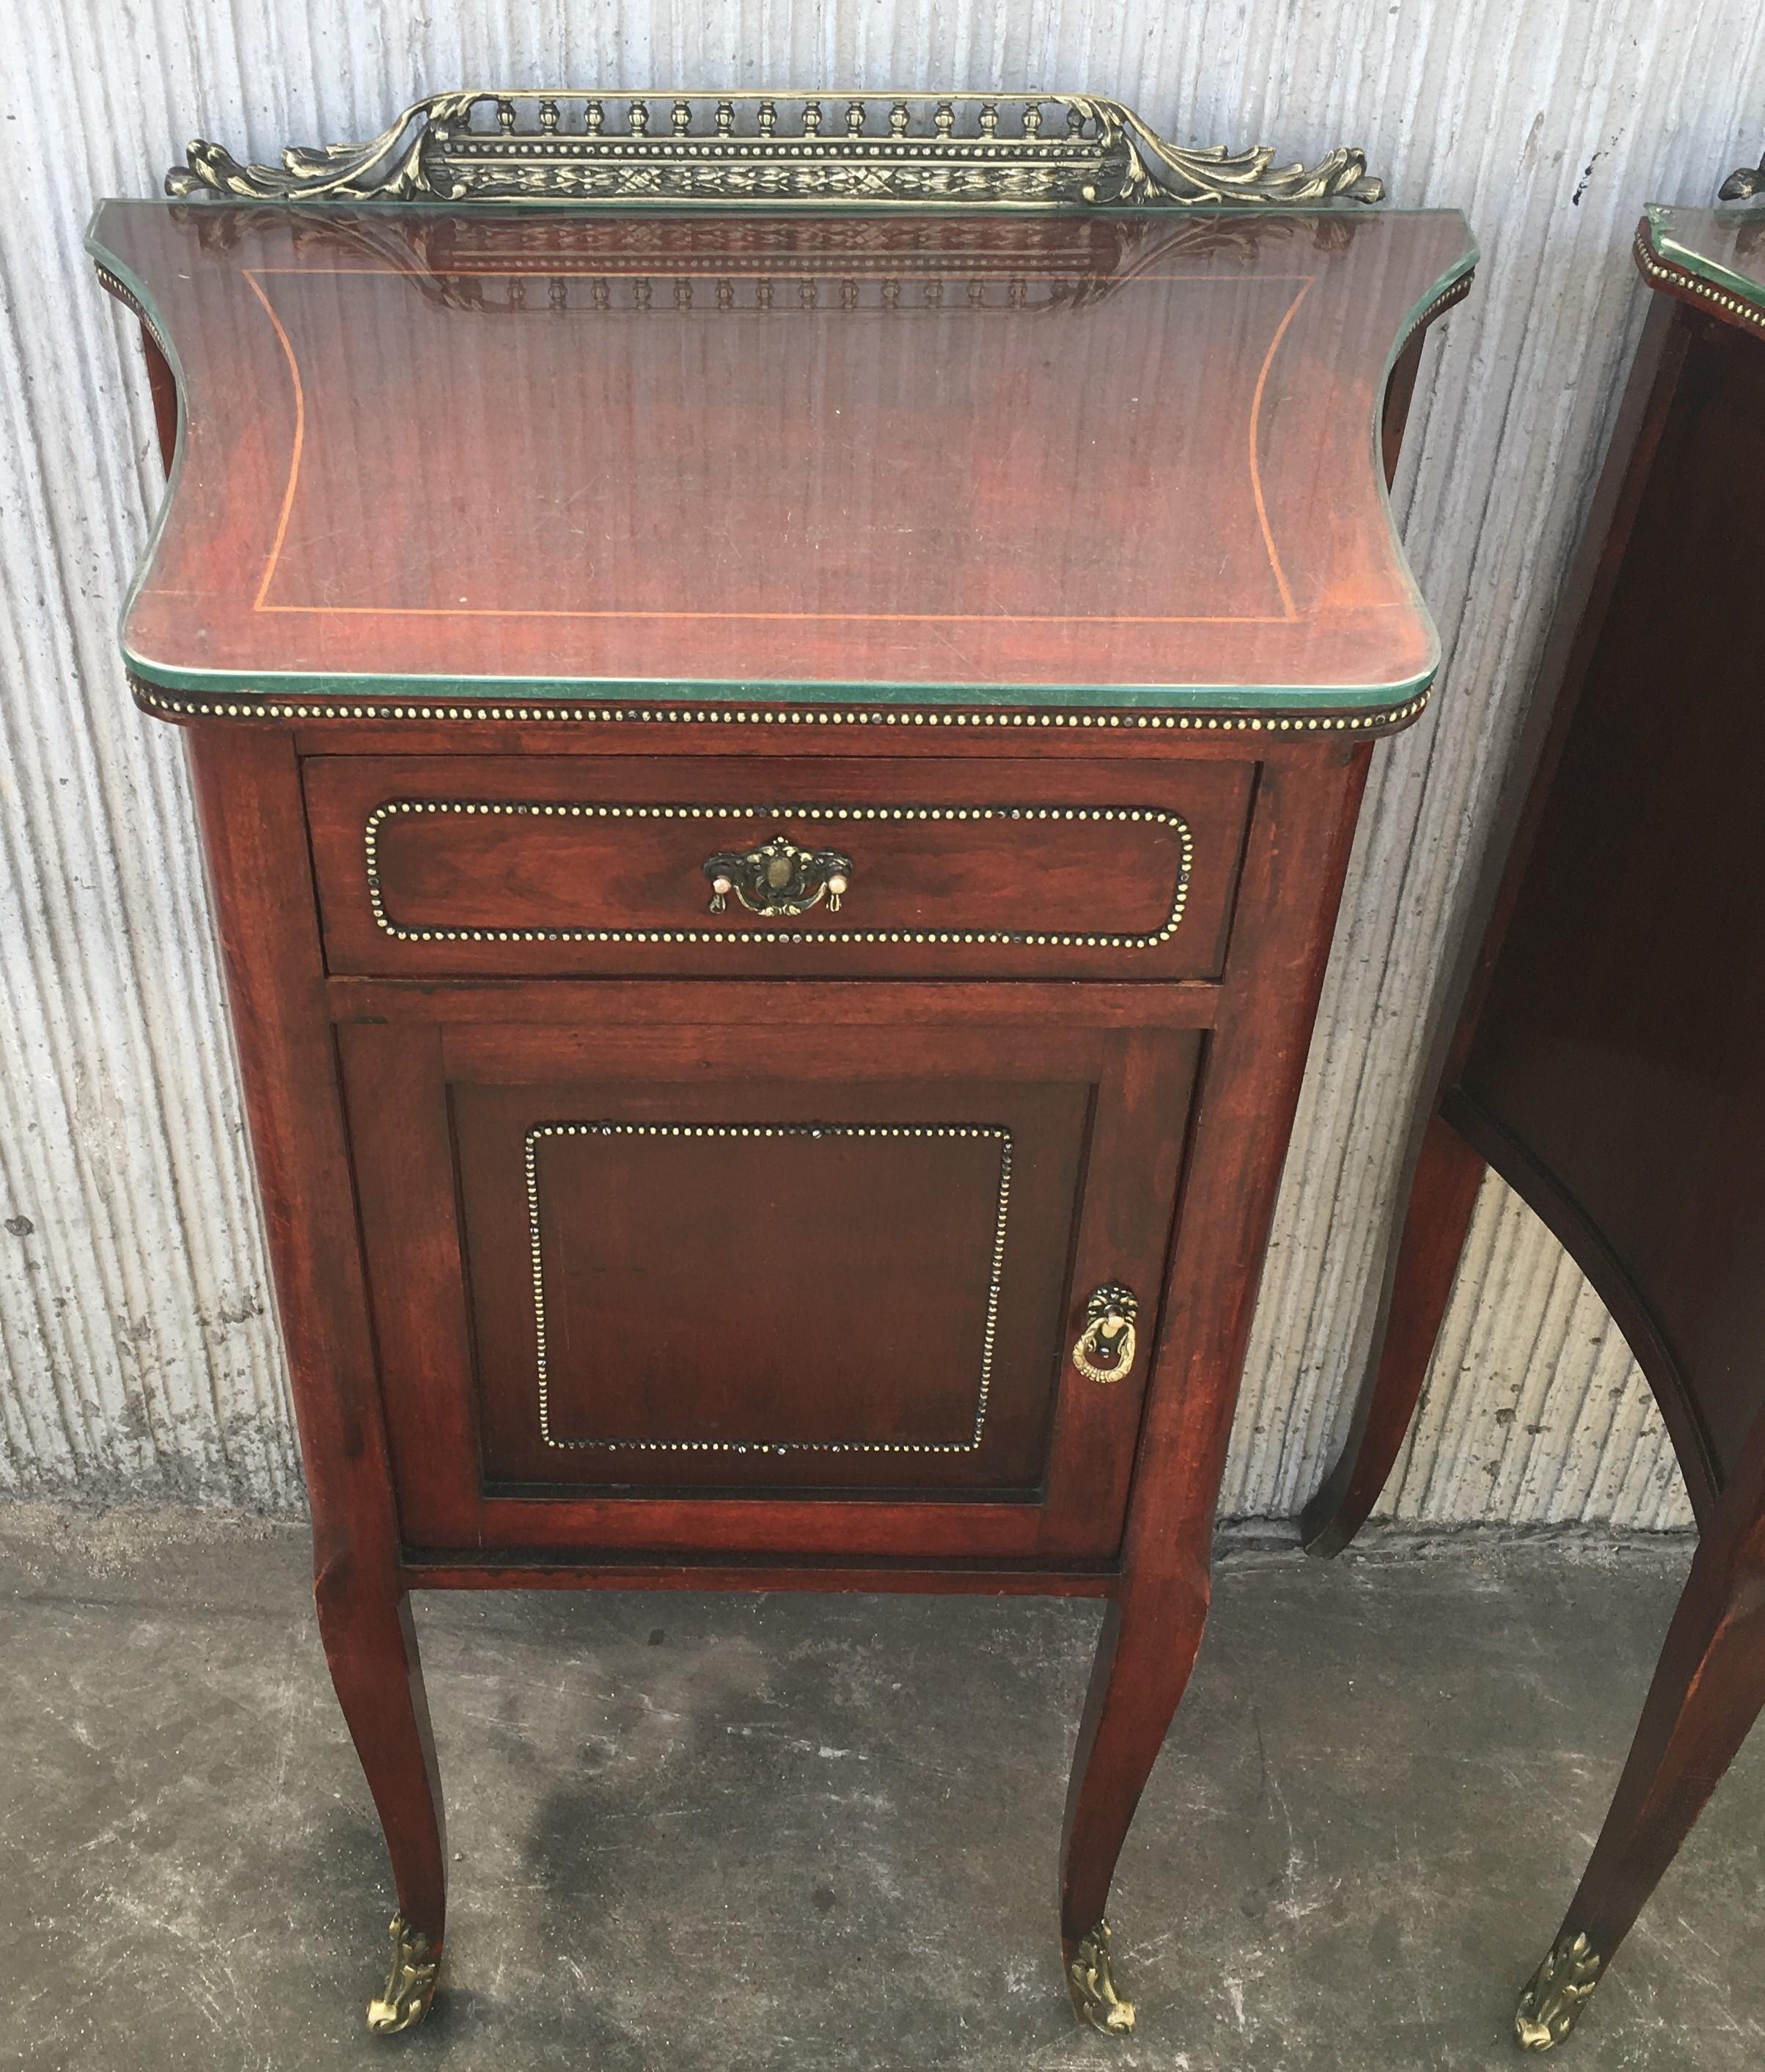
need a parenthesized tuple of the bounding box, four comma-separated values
(455, 1077, 1086, 1493)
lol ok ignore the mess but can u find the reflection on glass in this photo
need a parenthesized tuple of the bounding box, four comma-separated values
(87, 200, 1476, 709)
(1646, 203, 1765, 314)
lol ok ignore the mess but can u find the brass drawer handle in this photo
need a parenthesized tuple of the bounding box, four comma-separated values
(704, 835, 852, 918)
(1071, 1284, 1139, 1383)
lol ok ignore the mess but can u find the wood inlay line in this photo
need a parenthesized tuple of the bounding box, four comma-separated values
(241, 271, 306, 613)
(1249, 279, 1312, 622)
(243, 268, 1304, 628)
(256, 604, 1298, 623)
(245, 266, 1321, 283)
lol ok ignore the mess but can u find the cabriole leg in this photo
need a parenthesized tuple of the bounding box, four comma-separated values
(1058, 1562, 1211, 2035)
(313, 1568, 449, 2034)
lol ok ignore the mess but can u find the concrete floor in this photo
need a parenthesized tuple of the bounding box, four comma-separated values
(4, 1507, 1763, 2072)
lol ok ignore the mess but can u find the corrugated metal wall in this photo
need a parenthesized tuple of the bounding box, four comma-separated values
(4, 1, 1758, 1520)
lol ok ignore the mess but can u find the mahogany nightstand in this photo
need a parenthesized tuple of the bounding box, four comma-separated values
(1302, 177, 1765, 2051)
(89, 88, 1473, 2040)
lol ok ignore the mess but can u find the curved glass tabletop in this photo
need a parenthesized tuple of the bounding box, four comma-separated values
(1644, 202, 1765, 317)
(88, 200, 1475, 714)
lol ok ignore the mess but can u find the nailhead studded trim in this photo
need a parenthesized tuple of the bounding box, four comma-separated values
(1633, 227, 1765, 339)
(93, 266, 173, 363)
(526, 1121, 1010, 1452)
(1388, 268, 1475, 364)
(130, 673, 1431, 739)
(365, 797, 1192, 950)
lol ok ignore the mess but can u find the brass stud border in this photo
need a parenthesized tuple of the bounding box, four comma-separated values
(93, 264, 173, 361)
(1634, 227, 1765, 339)
(1387, 268, 1475, 365)
(131, 673, 1431, 737)
(364, 797, 1192, 950)
(526, 1121, 1010, 1453)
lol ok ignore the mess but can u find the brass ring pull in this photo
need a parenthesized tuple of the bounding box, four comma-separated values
(704, 835, 853, 918)
(1071, 1284, 1140, 1383)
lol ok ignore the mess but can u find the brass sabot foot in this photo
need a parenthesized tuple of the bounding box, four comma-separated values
(367, 1912, 440, 2036)
(1515, 1930, 1601, 2051)
(1067, 1918, 1136, 2035)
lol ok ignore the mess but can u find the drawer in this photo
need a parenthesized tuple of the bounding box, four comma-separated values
(305, 755, 1255, 980)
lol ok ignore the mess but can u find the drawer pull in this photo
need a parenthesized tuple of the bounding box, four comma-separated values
(703, 836, 854, 918)
(1072, 1284, 1140, 1383)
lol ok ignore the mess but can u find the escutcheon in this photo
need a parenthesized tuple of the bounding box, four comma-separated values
(703, 836, 853, 918)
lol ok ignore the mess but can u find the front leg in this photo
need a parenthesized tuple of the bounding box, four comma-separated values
(1059, 1559, 1211, 2033)
(314, 1564, 449, 2033)
(1055, 747, 1377, 2035)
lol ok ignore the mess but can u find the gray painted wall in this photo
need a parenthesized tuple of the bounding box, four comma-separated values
(4, 2, 1758, 1522)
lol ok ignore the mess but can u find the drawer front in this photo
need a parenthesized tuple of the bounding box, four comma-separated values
(305, 754, 1254, 980)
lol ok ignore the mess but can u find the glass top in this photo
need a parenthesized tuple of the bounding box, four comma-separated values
(1645, 202, 1765, 314)
(88, 200, 1475, 712)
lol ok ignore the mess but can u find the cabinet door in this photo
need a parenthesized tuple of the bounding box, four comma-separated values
(341, 987, 1197, 1562)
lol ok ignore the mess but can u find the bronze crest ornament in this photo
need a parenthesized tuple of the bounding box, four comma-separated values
(166, 90, 1383, 212)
